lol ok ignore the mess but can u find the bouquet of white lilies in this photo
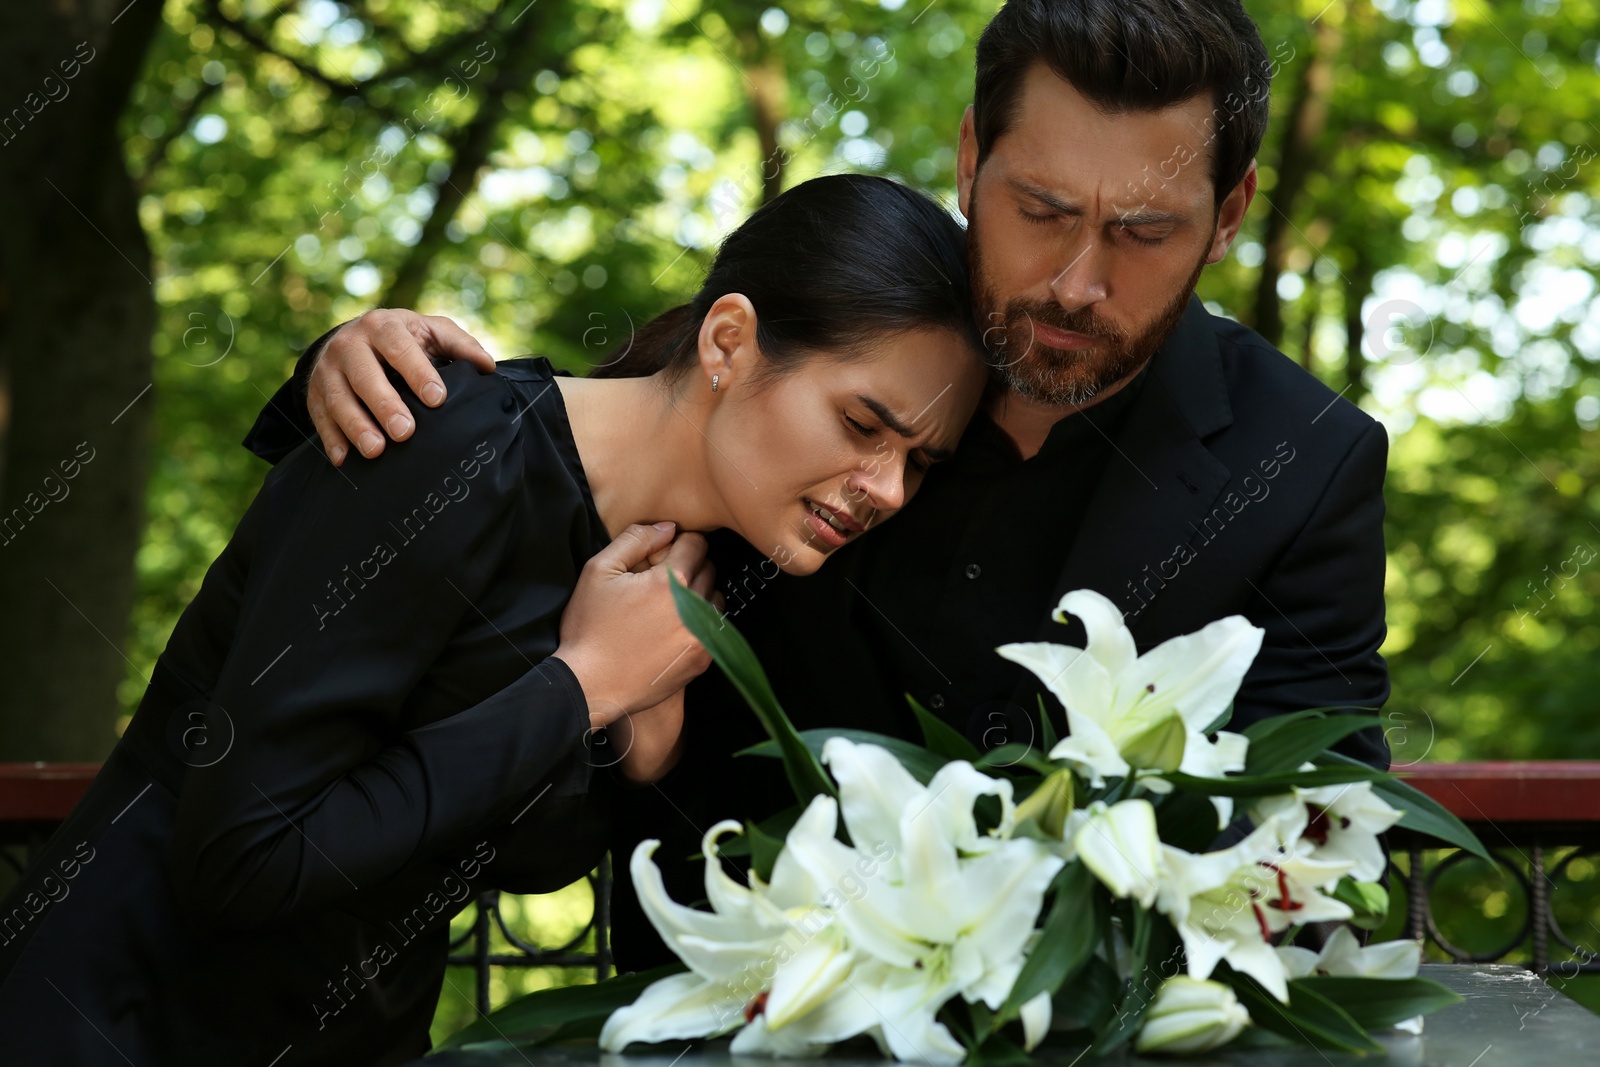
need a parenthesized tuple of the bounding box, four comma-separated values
(438, 583, 1481, 1063)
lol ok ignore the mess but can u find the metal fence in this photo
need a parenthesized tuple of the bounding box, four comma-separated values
(1394, 838, 1600, 976)
(443, 859, 615, 1014)
(5, 761, 1600, 1020)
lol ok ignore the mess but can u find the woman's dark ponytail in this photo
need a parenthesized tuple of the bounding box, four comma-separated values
(590, 174, 979, 381)
(590, 302, 697, 378)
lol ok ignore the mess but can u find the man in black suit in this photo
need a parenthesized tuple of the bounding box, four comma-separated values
(246, 0, 1391, 970)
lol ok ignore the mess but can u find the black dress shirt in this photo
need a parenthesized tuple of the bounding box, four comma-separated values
(854, 364, 1151, 750)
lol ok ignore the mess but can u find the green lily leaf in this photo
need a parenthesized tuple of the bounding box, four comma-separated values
(1201, 700, 1236, 735)
(1223, 966, 1384, 1053)
(1244, 714, 1385, 776)
(1037, 693, 1059, 752)
(1331, 877, 1392, 930)
(907, 693, 980, 761)
(739, 727, 952, 783)
(964, 1026, 1032, 1066)
(1162, 764, 1391, 797)
(707, 804, 801, 863)
(1290, 975, 1461, 1030)
(436, 963, 687, 1049)
(1316, 751, 1490, 862)
(1241, 705, 1386, 743)
(669, 570, 834, 805)
(746, 818, 785, 883)
(990, 862, 1098, 1036)
(973, 742, 1058, 776)
(1091, 902, 1158, 1056)
(1050, 954, 1120, 1035)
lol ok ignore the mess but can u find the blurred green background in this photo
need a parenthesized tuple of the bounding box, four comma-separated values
(117, 0, 1600, 757)
(3, 0, 1598, 1044)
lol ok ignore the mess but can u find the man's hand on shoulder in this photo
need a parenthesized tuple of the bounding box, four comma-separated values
(308, 309, 497, 465)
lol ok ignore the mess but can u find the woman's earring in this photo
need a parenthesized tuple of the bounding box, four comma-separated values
(711, 374, 720, 393)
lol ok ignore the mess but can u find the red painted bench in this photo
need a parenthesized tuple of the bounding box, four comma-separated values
(0, 762, 101, 823)
(3, 760, 1600, 823)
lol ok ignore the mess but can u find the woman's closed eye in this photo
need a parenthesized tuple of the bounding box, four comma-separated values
(845, 414, 930, 474)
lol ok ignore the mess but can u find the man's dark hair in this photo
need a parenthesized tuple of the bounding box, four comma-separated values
(973, 0, 1272, 206)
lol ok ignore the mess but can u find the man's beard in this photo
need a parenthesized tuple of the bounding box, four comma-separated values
(969, 217, 1210, 408)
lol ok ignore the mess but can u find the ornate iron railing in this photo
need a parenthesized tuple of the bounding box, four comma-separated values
(1391, 762, 1600, 976)
(442, 861, 614, 1013)
(4, 760, 1599, 1016)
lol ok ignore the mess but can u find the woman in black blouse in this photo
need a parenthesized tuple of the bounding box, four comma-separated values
(0, 174, 988, 1065)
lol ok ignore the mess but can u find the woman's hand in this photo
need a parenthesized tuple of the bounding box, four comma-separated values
(609, 689, 688, 785)
(553, 522, 721, 730)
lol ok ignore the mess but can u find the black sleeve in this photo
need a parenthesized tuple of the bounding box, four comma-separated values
(1232, 420, 1392, 770)
(240, 322, 347, 464)
(468, 772, 616, 898)
(172, 361, 592, 930)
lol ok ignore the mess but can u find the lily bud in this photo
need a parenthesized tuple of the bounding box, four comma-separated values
(1073, 798, 1162, 908)
(1134, 977, 1251, 1054)
(1020, 991, 1052, 1052)
(1016, 769, 1076, 840)
(1120, 711, 1188, 773)
(1331, 877, 1391, 930)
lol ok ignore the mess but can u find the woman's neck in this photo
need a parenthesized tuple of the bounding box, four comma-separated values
(553, 373, 726, 540)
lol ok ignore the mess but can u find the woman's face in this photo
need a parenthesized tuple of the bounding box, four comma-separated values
(701, 320, 987, 576)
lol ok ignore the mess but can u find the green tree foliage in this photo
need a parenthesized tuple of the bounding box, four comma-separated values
(125, 0, 1600, 763)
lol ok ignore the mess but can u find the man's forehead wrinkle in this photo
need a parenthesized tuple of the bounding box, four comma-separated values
(1013, 170, 1185, 226)
(999, 94, 1218, 220)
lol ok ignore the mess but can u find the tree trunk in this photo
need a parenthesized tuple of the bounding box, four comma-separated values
(384, 5, 555, 309)
(1250, 16, 1341, 348)
(747, 56, 787, 204)
(1297, 272, 1319, 371)
(0, 2, 166, 759)
(1344, 250, 1373, 404)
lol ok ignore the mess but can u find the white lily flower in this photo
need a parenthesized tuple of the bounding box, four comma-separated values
(1276, 924, 1421, 981)
(997, 589, 1260, 824)
(822, 735, 1015, 881)
(726, 968, 888, 1058)
(765, 739, 1065, 1064)
(1074, 799, 1163, 908)
(608, 741, 1065, 1062)
(1253, 770, 1404, 883)
(1155, 803, 1355, 1002)
(1277, 925, 1424, 1034)
(600, 814, 851, 1050)
(1135, 976, 1252, 1054)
